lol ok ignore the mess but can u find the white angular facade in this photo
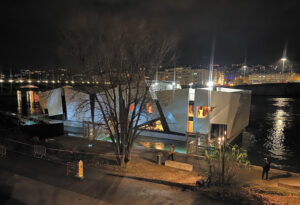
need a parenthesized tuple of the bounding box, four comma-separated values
(39, 85, 251, 142)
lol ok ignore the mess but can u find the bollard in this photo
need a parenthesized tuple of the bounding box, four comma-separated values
(76, 160, 84, 179)
(157, 153, 162, 165)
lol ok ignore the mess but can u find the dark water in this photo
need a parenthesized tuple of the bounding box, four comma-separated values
(1, 91, 300, 173)
(238, 97, 300, 173)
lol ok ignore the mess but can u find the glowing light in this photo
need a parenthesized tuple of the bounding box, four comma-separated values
(19, 80, 24, 83)
(81, 81, 85, 84)
(87, 81, 90, 84)
(0, 79, 3, 83)
(65, 81, 69, 84)
(8, 79, 13, 83)
(96, 81, 99, 84)
(206, 81, 214, 88)
(45, 80, 48, 83)
(27, 80, 32, 83)
(37, 80, 41, 83)
(71, 81, 75, 84)
(51, 80, 55, 84)
(281, 57, 287, 62)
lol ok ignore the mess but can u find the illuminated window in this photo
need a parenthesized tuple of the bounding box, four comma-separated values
(146, 103, 153, 113)
(188, 105, 194, 117)
(129, 104, 134, 111)
(196, 106, 215, 118)
(140, 120, 163, 131)
(187, 121, 193, 133)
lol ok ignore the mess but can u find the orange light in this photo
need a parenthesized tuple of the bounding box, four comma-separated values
(34, 93, 39, 103)
(129, 104, 134, 111)
(187, 121, 193, 133)
(188, 105, 194, 117)
(147, 103, 153, 113)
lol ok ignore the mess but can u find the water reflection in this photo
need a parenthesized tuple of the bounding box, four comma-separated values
(265, 98, 293, 162)
(16, 90, 41, 116)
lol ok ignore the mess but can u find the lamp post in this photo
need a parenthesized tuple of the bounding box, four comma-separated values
(281, 57, 287, 74)
(242, 65, 247, 78)
(281, 57, 287, 83)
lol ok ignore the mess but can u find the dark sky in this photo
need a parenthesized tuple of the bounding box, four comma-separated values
(1, 0, 300, 71)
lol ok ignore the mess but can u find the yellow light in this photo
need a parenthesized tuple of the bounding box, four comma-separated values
(27, 80, 32, 83)
(0, 79, 3, 83)
(281, 57, 287, 62)
(51, 80, 55, 84)
(19, 80, 24, 83)
(65, 81, 69, 84)
(8, 79, 13, 83)
(71, 80, 75, 84)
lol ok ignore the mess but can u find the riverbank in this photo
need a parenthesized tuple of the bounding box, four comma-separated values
(1, 131, 300, 204)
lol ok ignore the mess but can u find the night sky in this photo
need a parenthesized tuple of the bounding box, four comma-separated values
(1, 0, 300, 70)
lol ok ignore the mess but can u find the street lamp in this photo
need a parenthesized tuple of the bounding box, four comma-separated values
(242, 65, 247, 77)
(281, 57, 287, 74)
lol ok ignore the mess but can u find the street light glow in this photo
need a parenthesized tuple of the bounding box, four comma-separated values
(281, 57, 287, 62)
(206, 81, 214, 88)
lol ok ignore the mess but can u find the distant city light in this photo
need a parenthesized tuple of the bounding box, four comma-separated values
(8, 79, 13, 83)
(51, 80, 55, 83)
(37, 80, 40, 83)
(0, 79, 3, 83)
(71, 80, 75, 84)
(27, 80, 32, 83)
(65, 81, 69, 84)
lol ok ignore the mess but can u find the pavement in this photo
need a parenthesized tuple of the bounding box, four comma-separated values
(0, 152, 228, 205)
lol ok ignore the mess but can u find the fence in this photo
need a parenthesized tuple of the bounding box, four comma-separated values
(0, 136, 117, 167)
(0, 144, 6, 157)
(33, 145, 46, 158)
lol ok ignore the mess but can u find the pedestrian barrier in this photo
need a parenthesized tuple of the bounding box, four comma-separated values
(33, 145, 46, 158)
(66, 161, 78, 176)
(0, 144, 6, 157)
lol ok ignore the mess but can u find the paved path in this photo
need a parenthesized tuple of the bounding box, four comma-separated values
(0, 153, 228, 205)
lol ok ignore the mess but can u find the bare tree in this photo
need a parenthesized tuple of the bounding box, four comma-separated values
(59, 12, 177, 166)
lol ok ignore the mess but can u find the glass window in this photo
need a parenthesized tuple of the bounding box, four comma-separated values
(196, 106, 215, 118)
(188, 105, 194, 117)
(146, 103, 153, 113)
(187, 121, 193, 133)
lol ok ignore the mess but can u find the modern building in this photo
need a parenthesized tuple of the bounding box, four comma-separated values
(248, 73, 296, 84)
(39, 82, 251, 145)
